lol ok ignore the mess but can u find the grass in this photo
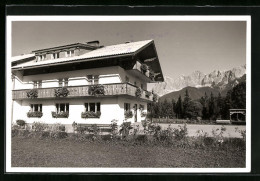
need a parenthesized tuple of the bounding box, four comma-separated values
(12, 137, 245, 168)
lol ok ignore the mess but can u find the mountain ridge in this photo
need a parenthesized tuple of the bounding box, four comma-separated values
(151, 64, 246, 97)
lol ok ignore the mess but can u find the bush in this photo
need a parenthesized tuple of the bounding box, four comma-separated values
(149, 70, 155, 80)
(110, 119, 118, 139)
(119, 122, 133, 139)
(51, 131, 68, 139)
(140, 63, 149, 73)
(41, 131, 50, 138)
(81, 111, 101, 118)
(26, 89, 38, 99)
(76, 125, 88, 134)
(32, 122, 47, 132)
(52, 111, 69, 118)
(12, 129, 19, 137)
(173, 124, 188, 140)
(54, 87, 69, 97)
(27, 111, 43, 118)
(88, 85, 105, 96)
(16, 119, 26, 127)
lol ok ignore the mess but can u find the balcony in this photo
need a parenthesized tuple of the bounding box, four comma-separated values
(126, 61, 155, 83)
(12, 83, 154, 102)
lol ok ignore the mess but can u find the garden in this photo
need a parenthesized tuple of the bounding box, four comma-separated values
(11, 119, 246, 168)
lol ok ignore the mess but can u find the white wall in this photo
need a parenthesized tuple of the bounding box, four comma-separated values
(12, 96, 148, 128)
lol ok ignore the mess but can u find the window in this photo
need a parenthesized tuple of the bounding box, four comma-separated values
(85, 102, 100, 112)
(124, 103, 131, 111)
(33, 80, 42, 88)
(139, 104, 144, 111)
(56, 103, 69, 113)
(58, 78, 69, 87)
(66, 50, 75, 57)
(87, 75, 99, 85)
(52, 53, 60, 59)
(30, 104, 42, 112)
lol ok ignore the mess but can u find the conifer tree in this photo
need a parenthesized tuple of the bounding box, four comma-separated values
(183, 89, 191, 118)
(175, 95, 183, 119)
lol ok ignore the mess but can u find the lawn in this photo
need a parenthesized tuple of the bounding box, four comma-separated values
(12, 137, 245, 168)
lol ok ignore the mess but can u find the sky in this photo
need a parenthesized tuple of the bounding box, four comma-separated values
(12, 21, 246, 79)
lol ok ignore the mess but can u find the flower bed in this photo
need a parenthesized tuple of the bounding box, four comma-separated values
(27, 111, 43, 118)
(52, 111, 69, 118)
(81, 111, 101, 118)
(26, 89, 38, 99)
(54, 87, 69, 97)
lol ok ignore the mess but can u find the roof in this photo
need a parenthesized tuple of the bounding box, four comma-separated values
(12, 40, 153, 69)
(11, 53, 35, 63)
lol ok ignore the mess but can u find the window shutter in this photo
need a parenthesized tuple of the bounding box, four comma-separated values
(97, 103, 100, 112)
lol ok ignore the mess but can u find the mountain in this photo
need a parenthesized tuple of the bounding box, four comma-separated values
(159, 74, 246, 102)
(151, 64, 246, 96)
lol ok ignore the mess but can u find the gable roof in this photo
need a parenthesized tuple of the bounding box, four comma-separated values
(12, 40, 153, 69)
(11, 53, 35, 63)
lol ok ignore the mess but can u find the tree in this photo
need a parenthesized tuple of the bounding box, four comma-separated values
(208, 92, 216, 120)
(175, 95, 183, 119)
(185, 100, 203, 120)
(231, 82, 246, 109)
(215, 92, 223, 119)
(200, 92, 209, 120)
(183, 89, 192, 118)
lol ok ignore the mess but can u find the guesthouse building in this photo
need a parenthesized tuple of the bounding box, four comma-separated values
(11, 40, 164, 131)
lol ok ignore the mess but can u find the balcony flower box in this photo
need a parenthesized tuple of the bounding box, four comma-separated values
(81, 111, 101, 118)
(88, 85, 105, 96)
(54, 87, 69, 97)
(52, 111, 69, 118)
(124, 110, 133, 119)
(140, 64, 149, 74)
(153, 93, 158, 102)
(145, 91, 151, 98)
(27, 111, 43, 118)
(26, 89, 38, 99)
(149, 70, 155, 81)
(135, 87, 142, 98)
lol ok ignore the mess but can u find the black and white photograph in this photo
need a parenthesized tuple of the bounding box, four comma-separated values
(6, 16, 251, 173)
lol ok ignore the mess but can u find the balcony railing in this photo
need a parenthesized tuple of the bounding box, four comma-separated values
(12, 83, 154, 102)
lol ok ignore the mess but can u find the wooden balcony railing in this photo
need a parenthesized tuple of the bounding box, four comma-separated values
(12, 83, 154, 102)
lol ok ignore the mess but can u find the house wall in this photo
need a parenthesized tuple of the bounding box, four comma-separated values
(12, 96, 148, 132)
(12, 66, 148, 90)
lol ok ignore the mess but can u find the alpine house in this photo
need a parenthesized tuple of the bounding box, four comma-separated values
(11, 40, 164, 131)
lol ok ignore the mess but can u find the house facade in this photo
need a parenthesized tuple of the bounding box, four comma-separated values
(11, 40, 164, 131)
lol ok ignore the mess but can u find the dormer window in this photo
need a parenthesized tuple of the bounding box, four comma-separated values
(66, 50, 75, 57)
(51, 53, 60, 59)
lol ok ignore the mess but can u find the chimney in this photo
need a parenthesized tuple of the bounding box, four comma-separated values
(86, 40, 100, 47)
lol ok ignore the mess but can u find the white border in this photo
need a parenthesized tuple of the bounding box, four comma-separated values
(6, 16, 251, 173)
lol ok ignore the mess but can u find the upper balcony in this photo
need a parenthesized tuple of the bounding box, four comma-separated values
(12, 83, 155, 102)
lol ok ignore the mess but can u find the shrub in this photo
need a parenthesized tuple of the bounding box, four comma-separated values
(119, 122, 133, 139)
(54, 87, 69, 97)
(135, 87, 142, 98)
(110, 119, 118, 139)
(88, 85, 105, 96)
(52, 111, 69, 118)
(81, 111, 101, 118)
(32, 122, 47, 132)
(16, 119, 26, 127)
(26, 89, 38, 99)
(27, 111, 43, 118)
(76, 125, 88, 134)
(173, 124, 188, 141)
(51, 131, 68, 139)
(124, 110, 133, 119)
(211, 125, 227, 146)
(12, 129, 19, 137)
(41, 131, 50, 138)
